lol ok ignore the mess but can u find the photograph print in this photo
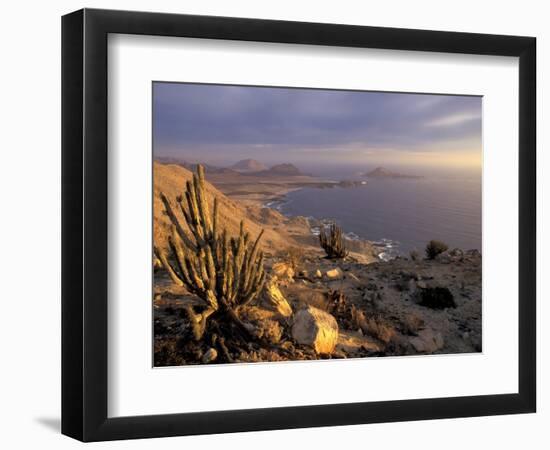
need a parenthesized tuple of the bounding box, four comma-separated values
(152, 82, 482, 367)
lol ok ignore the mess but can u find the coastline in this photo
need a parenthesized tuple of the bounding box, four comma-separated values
(204, 174, 385, 262)
(257, 176, 482, 260)
(186, 168, 452, 262)
(259, 185, 396, 262)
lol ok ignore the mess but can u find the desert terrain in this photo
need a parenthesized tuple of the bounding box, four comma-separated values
(153, 161, 482, 366)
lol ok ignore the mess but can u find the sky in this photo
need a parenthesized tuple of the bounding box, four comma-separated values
(153, 82, 482, 173)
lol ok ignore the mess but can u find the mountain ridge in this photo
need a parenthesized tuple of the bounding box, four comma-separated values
(231, 159, 268, 172)
(363, 167, 423, 179)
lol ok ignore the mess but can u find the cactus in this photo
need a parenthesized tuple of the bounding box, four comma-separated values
(154, 165, 266, 340)
(319, 224, 349, 259)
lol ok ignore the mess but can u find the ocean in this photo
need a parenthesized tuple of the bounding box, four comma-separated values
(278, 171, 482, 258)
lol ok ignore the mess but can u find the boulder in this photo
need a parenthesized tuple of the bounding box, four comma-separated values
(314, 269, 323, 278)
(291, 306, 339, 354)
(448, 248, 464, 259)
(437, 248, 464, 264)
(410, 329, 444, 353)
(202, 348, 218, 364)
(325, 267, 344, 280)
(435, 251, 453, 264)
(262, 278, 293, 318)
(465, 249, 481, 259)
(240, 305, 277, 322)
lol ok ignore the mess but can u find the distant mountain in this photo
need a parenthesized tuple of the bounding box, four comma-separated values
(264, 163, 303, 176)
(155, 156, 186, 166)
(363, 167, 423, 179)
(182, 162, 238, 175)
(231, 159, 268, 172)
(155, 158, 237, 175)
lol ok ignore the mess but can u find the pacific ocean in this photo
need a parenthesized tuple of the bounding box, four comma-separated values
(279, 169, 482, 258)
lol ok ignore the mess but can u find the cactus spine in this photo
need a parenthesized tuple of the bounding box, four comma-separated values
(319, 223, 349, 259)
(154, 165, 266, 340)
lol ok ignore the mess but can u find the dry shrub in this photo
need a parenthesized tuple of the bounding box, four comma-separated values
(425, 240, 449, 260)
(365, 316, 396, 343)
(409, 249, 420, 261)
(418, 286, 456, 309)
(283, 246, 304, 270)
(327, 289, 347, 316)
(351, 307, 396, 343)
(251, 319, 283, 344)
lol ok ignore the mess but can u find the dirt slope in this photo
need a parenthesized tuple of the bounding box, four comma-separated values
(153, 162, 310, 253)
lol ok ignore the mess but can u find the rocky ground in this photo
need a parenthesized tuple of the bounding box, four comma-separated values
(153, 247, 482, 366)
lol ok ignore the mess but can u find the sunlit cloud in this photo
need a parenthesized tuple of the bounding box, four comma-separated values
(153, 83, 482, 170)
(425, 112, 481, 128)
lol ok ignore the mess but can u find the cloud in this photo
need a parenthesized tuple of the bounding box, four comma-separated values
(153, 82, 482, 166)
(425, 112, 482, 127)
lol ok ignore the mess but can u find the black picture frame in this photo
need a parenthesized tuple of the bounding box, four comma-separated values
(62, 8, 536, 442)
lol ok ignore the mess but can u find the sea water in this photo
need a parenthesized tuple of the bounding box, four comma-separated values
(279, 172, 481, 258)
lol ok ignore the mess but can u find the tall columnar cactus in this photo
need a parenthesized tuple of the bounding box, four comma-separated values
(319, 223, 349, 259)
(154, 165, 266, 340)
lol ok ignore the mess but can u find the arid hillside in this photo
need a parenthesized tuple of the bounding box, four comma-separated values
(154, 162, 313, 254)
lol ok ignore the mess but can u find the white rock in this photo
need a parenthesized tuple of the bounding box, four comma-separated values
(292, 306, 339, 354)
(314, 269, 323, 278)
(325, 268, 344, 280)
(202, 348, 218, 364)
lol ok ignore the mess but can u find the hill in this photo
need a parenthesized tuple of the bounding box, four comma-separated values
(231, 159, 268, 172)
(262, 163, 303, 176)
(363, 167, 422, 179)
(153, 162, 309, 253)
(180, 162, 237, 175)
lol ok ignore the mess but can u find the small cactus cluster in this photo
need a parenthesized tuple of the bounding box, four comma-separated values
(154, 165, 266, 340)
(319, 223, 349, 259)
